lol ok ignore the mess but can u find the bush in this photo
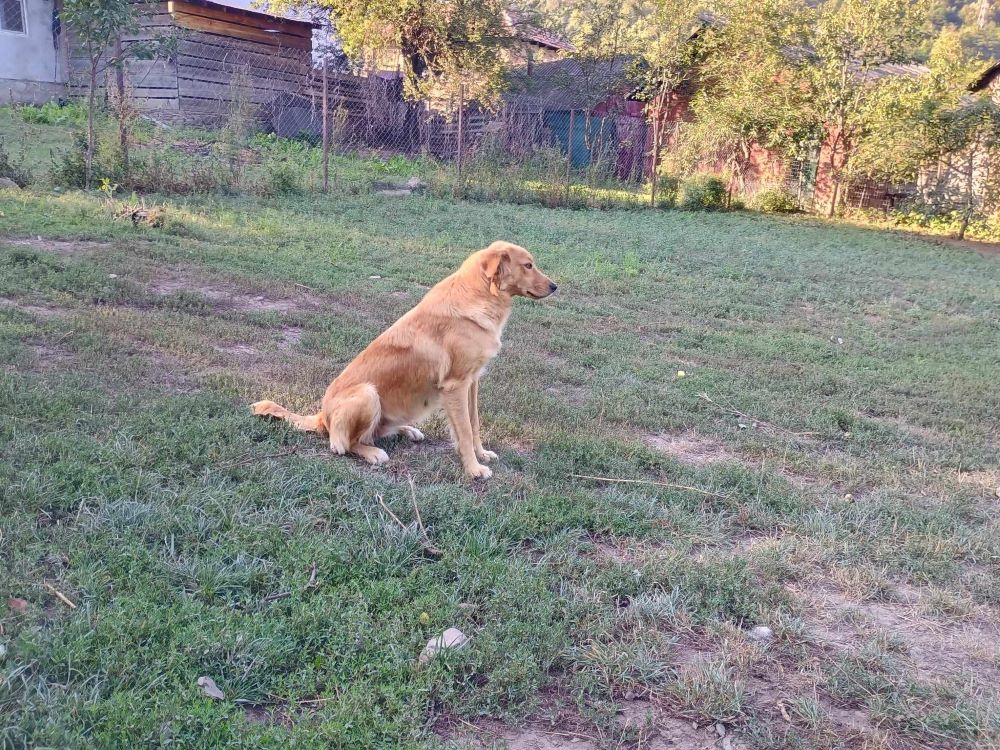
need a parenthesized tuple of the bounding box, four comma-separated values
(678, 174, 728, 211)
(266, 160, 302, 194)
(753, 186, 799, 214)
(653, 173, 681, 208)
(0, 136, 32, 187)
(18, 101, 87, 126)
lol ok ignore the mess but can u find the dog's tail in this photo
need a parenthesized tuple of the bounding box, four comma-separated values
(251, 400, 325, 433)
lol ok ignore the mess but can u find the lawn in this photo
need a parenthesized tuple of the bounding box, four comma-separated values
(1, 113, 999, 750)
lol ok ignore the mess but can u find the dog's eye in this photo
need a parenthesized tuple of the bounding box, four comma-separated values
(524, 262, 533, 269)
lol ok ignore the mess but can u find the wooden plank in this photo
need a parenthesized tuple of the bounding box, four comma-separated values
(177, 39, 308, 78)
(176, 48, 308, 77)
(178, 31, 311, 62)
(177, 79, 282, 104)
(177, 63, 305, 89)
(170, 11, 312, 49)
(168, 0, 312, 38)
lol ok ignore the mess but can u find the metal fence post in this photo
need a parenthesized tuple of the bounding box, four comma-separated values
(457, 82, 465, 180)
(322, 58, 329, 193)
(566, 109, 575, 203)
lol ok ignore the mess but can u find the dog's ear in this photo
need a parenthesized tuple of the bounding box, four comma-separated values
(483, 247, 510, 297)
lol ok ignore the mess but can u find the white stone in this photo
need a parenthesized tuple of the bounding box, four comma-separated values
(419, 627, 469, 664)
(748, 625, 774, 642)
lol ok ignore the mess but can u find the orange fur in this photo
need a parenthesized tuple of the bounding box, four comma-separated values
(251, 241, 557, 478)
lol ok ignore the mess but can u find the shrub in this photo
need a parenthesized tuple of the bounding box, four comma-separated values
(0, 136, 32, 187)
(18, 101, 87, 126)
(753, 186, 799, 214)
(653, 173, 681, 208)
(678, 174, 728, 211)
(266, 160, 302, 194)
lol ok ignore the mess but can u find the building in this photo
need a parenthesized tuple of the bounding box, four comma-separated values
(1, 0, 317, 126)
(1, 0, 67, 105)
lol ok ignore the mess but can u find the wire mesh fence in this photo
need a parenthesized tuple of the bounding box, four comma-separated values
(95, 37, 841, 210)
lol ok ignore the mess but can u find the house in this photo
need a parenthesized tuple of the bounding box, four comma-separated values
(505, 57, 647, 180)
(2, 0, 317, 126)
(1, 0, 67, 105)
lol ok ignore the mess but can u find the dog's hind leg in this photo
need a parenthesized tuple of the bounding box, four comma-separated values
(323, 383, 389, 464)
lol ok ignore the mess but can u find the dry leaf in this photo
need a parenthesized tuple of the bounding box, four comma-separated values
(6, 598, 28, 613)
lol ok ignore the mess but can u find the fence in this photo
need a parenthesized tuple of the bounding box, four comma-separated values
(88, 37, 923, 212)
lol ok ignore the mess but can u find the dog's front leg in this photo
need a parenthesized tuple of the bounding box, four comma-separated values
(468, 378, 498, 463)
(442, 379, 492, 479)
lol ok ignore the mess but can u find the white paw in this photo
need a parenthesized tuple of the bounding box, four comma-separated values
(365, 447, 390, 464)
(466, 463, 493, 479)
(401, 426, 425, 442)
(476, 449, 499, 463)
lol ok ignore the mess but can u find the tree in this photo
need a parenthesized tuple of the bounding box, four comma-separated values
(797, 0, 931, 217)
(673, 0, 816, 200)
(270, 0, 514, 104)
(861, 29, 1000, 238)
(61, 0, 140, 188)
(630, 0, 708, 205)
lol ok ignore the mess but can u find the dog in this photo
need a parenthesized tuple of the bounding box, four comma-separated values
(251, 241, 557, 478)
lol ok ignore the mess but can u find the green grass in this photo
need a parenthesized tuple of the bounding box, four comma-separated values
(1, 111, 999, 750)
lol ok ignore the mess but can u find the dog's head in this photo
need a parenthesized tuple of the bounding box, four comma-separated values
(480, 241, 557, 299)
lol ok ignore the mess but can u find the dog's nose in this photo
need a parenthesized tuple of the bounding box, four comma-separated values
(549, 282, 558, 293)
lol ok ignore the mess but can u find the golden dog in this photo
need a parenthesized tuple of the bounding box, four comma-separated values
(251, 241, 557, 478)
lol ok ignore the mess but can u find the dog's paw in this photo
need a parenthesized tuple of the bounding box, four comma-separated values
(466, 462, 493, 480)
(400, 425, 425, 442)
(362, 447, 390, 465)
(250, 400, 276, 416)
(476, 449, 499, 463)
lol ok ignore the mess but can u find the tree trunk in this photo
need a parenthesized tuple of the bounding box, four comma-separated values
(86, 55, 98, 189)
(978, 0, 991, 28)
(114, 37, 129, 182)
(958, 144, 978, 240)
(650, 101, 662, 207)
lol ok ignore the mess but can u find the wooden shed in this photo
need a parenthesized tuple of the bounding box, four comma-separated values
(70, 0, 317, 126)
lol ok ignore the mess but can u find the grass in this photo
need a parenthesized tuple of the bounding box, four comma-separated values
(1, 109, 999, 750)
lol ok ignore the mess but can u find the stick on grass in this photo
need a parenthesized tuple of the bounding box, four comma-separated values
(43, 582, 77, 609)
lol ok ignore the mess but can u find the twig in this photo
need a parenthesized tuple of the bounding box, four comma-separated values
(776, 700, 793, 723)
(697, 393, 821, 438)
(43, 582, 77, 609)
(407, 475, 443, 558)
(306, 562, 318, 589)
(568, 473, 730, 500)
(375, 493, 407, 529)
(218, 446, 298, 469)
(262, 591, 291, 604)
(377, 491, 443, 559)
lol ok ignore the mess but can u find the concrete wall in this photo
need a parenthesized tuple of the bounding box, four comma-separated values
(0, 0, 67, 102)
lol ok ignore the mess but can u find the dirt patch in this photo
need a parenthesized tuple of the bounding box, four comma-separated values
(279, 326, 303, 347)
(240, 703, 292, 728)
(0, 297, 62, 318)
(148, 270, 318, 314)
(925, 234, 1000, 258)
(545, 383, 589, 405)
(442, 706, 746, 750)
(213, 343, 260, 358)
(4, 237, 115, 256)
(25, 342, 78, 371)
(798, 584, 1000, 685)
(951, 468, 1000, 496)
(645, 431, 734, 467)
(859, 411, 946, 445)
